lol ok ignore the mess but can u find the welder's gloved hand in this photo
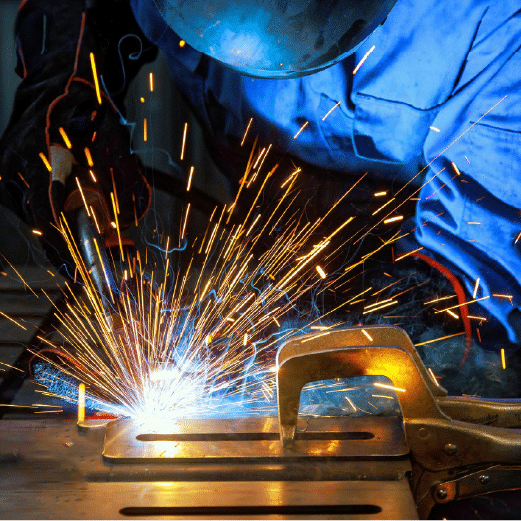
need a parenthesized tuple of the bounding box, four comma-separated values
(0, 0, 156, 274)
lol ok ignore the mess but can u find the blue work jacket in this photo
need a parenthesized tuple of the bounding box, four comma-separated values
(131, 0, 521, 349)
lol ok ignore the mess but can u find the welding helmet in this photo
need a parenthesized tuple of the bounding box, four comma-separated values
(152, 0, 397, 78)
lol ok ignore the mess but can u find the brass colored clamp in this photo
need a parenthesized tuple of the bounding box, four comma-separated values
(276, 326, 521, 518)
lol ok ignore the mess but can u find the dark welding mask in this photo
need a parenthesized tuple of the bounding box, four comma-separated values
(151, 0, 397, 78)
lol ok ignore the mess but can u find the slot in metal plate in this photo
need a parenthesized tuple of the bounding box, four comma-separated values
(103, 416, 408, 462)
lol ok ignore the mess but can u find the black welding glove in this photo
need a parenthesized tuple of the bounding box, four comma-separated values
(0, 0, 157, 273)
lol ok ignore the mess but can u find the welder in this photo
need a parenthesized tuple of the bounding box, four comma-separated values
(0, 0, 520, 358)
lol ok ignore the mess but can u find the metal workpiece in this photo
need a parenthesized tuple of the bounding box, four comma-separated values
(102, 416, 409, 463)
(0, 418, 417, 519)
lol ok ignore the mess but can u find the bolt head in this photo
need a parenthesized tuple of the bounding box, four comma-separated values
(479, 475, 489, 485)
(418, 427, 429, 438)
(436, 488, 448, 500)
(444, 443, 458, 455)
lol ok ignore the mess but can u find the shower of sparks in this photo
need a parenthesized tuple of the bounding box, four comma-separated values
(501, 349, 506, 370)
(3, 97, 510, 421)
(26, 150, 363, 422)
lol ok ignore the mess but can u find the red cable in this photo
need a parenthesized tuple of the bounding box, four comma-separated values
(412, 251, 472, 366)
(46, 12, 86, 224)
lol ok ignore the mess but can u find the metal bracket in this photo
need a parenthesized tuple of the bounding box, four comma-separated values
(276, 325, 449, 446)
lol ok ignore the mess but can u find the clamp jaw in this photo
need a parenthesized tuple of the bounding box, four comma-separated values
(276, 326, 521, 518)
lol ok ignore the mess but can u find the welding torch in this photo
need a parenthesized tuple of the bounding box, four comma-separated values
(75, 205, 120, 309)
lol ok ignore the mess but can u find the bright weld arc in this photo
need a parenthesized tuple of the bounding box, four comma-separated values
(89, 53, 102, 105)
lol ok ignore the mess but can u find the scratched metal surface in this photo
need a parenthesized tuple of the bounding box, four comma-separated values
(0, 418, 417, 519)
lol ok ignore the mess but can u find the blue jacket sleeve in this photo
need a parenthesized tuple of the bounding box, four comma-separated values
(415, 5, 521, 347)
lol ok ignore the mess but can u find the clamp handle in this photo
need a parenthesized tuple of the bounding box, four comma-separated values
(276, 325, 449, 446)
